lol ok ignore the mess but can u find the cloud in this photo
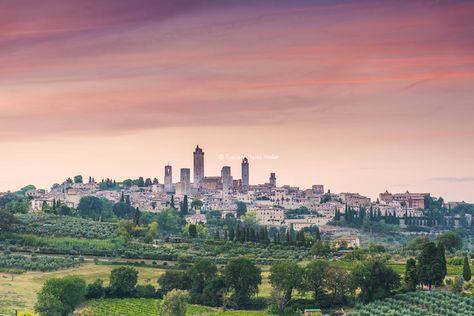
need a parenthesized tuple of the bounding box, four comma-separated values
(428, 177, 474, 183)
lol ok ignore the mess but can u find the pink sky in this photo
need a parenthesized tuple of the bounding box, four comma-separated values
(1, 0, 473, 201)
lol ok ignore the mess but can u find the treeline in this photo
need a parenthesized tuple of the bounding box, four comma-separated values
(223, 224, 320, 247)
(405, 240, 451, 290)
(35, 249, 463, 316)
(333, 205, 399, 228)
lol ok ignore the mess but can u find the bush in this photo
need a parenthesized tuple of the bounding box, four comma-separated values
(136, 284, 156, 298)
(86, 279, 105, 299)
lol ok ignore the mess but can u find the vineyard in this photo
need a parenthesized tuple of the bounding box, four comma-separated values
(351, 290, 474, 316)
(0, 254, 82, 271)
(79, 298, 269, 315)
(13, 213, 118, 239)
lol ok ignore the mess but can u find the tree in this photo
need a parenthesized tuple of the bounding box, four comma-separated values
(314, 226, 321, 241)
(188, 224, 197, 238)
(144, 222, 159, 243)
(304, 260, 329, 301)
(404, 258, 418, 291)
(78, 196, 113, 220)
(311, 240, 331, 257)
(145, 178, 153, 187)
(159, 289, 189, 316)
(136, 284, 157, 298)
(74, 175, 83, 183)
(109, 267, 138, 298)
(436, 232, 463, 253)
(224, 257, 262, 308)
(463, 256, 471, 281)
(181, 195, 189, 216)
(123, 179, 133, 187)
(201, 275, 226, 307)
(113, 202, 135, 219)
(0, 209, 16, 230)
(57, 204, 72, 216)
(269, 261, 303, 304)
(35, 276, 86, 316)
(417, 241, 443, 289)
(437, 243, 447, 285)
(191, 199, 203, 210)
(133, 207, 141, 226)
(86, 279, 104, 299)
(157, 208, 183, 234)
(324, 268, 353, 307)
(188, 259, 218, 304)
(158, 270, 191, 296)
(236, 201, 247, 218)
(352, 257, 400, 303)
(5, 199, 29, 214)
(0, 193, 18, 208)
(35, 292, 68, 316)
(170, 195, 176, 210)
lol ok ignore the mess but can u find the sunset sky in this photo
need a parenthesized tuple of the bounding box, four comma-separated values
(1, 0, 473, 201)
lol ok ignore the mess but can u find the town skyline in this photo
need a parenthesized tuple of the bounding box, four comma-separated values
(2, 143, 473, 203)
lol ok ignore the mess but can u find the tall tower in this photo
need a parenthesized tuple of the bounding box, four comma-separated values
(193, 145, 204, 187)
(221, 166, 232, 197)
(164, 165, 173, 193)
(241, 157, 249, 187)
(180, 168, 191, 195)
(269, 172, 276, 187)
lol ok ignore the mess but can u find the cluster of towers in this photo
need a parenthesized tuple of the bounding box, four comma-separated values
(163, 145, 257, 195)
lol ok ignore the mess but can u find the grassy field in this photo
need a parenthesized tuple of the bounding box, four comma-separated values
(0, 263, 165, 315)
(79, 298, 269, 316)
(0, 262, 272, 316)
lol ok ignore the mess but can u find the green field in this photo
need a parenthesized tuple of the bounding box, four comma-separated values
(79, 298, 269, 315)
(0, 262, 272, 315)
(0, 263, 164, 315)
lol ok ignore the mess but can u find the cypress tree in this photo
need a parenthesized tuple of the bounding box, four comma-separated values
(463, 255, 471, 281)
(229, 227, 235, 241)
(181, 195, 189, 215)
(437, 242, 447, 284)
(236, 225, 241, 242)
(315, 226, 321, 241)
(417, 241, 438, 289)
(133, 207, 140, 226)
(170, 195, 175, 210)
(404, 258, 418, 291)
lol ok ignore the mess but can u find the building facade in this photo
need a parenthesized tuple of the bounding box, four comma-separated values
(164, 165, 173, 193)
(241, 157, 249, 187)
(193, 145, 204, 187)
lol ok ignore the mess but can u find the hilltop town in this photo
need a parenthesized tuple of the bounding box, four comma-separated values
(18, 145, 471, 236)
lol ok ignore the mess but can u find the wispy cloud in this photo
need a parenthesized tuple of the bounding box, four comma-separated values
(428, 177, 474, 183)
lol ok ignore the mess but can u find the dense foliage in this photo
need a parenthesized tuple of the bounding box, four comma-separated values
(0, 254, 81, 271)
(35, 276, 87, 316)
(12, 213, 118, 239)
